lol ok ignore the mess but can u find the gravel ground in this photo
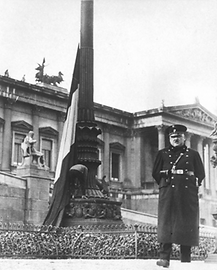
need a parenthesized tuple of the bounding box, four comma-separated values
(0, 259, 217, 270)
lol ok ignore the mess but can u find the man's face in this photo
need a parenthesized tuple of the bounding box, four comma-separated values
(169, 133, 186, 147)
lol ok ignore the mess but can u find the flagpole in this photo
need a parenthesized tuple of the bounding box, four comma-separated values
(60, 0, 123, 227)
(76, 0, 102, 197)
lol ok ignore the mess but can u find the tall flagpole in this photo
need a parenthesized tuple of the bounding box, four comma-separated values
(77, 0, 102, 197)
(61, 0, 122, 227)
(77, 0, 103, 198)
(79, 0, 94, 122)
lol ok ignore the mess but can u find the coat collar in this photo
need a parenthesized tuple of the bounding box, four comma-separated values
(169, 144, 187, 153)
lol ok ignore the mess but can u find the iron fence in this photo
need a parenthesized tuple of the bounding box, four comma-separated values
(0, 222, 215, 259)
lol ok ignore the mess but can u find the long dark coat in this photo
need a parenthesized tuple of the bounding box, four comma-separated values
(152, 145, 205, 246)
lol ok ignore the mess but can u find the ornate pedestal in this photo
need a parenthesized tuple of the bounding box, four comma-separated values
(60, 122, 123, 227)
(61, 198, 122, 227)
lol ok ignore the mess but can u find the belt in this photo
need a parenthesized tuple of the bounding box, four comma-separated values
(172, 170, 194, 176)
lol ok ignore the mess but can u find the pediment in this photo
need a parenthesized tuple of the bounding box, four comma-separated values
(39, 126, 58, 136)
(110, 142, 125, 151)
(166, 104, 217, 127)
(11, 120, 33, 131)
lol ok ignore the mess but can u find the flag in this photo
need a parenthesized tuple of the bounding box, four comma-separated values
(43, 47, 80, 226)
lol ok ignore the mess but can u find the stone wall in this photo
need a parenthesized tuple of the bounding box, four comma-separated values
(0, 172, 26, 223)
(0, 170, 50, 225)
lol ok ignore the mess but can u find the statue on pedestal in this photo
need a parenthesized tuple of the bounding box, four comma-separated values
(21, 131, 45, 168)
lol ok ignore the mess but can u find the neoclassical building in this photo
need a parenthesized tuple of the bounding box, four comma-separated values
(0, 74, 217, 227)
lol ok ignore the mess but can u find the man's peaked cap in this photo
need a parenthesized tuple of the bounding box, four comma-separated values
(166, 124, 187, 135)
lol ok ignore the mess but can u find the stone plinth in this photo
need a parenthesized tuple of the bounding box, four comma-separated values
(16, 161, 50, 178)
(16, 159, 51, 225)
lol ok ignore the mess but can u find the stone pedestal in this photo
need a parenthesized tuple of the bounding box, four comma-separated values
(16, 160, 51, 225)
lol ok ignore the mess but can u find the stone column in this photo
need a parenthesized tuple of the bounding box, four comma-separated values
(125, 129, 134, 184)
(143, 130, 155, 189)
(156, 125, 165, 150)
(197, 136, 205, 195)
(133, 130, 142, 188)
(32, 105, 41, 150)
(185, 132, 192, 148)
(2, 101, 13, 171)
(57, 112, 65, 151)
(103, 125, 110, 180)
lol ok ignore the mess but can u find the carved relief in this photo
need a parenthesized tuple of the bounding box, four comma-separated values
(173, 108, 215, 125)
(64, 200, 122, 221)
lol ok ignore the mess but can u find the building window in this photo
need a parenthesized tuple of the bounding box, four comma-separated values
(111, 152, 120, 181)
(109, 142, 125, 182)
(42, 138, 52, 168)
(39, 127, 58, 172)
(13, 133, 25, 165)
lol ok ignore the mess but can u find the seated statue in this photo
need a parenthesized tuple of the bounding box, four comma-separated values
(21, 131, 45, 167)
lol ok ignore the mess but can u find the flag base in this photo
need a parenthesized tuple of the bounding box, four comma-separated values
(60, 197, 123, 228)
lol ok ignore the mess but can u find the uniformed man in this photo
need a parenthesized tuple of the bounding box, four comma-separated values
(152, 124, 205, 268)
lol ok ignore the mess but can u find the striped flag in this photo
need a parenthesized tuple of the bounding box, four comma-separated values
(43, 47, 80, 226)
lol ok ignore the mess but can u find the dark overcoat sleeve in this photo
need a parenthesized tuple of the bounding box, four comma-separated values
(152, 150, 163, 185)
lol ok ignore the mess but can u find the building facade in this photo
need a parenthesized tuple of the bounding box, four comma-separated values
(0, 75, 217, 227)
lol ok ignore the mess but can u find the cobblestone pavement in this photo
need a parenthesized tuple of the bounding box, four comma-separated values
(0, 259, 217, 270)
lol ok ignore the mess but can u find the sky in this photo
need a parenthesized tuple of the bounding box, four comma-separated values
(1, 0, 217, 115)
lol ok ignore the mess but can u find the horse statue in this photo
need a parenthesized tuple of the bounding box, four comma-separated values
(43, 71, 64, 86)
(35, 58, 64, 86)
